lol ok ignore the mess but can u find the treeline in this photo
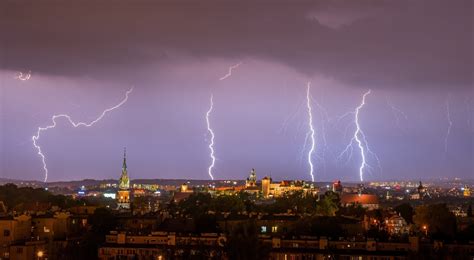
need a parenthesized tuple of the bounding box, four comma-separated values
(173, 191, 340, 217)
(0, 183, 108, 211)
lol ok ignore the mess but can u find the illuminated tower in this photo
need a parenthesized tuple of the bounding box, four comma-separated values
(261, 176, 271, 198)
(117, 148, 131, 209)
(246, 168, 257, 188)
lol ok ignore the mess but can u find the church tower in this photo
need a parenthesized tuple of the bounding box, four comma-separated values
(245, 168, 257, 188)
(117, 148, 131, 209)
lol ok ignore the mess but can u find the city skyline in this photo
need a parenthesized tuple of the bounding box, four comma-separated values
(0, 0, 472, 182)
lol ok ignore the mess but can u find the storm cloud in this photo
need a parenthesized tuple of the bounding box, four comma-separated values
(1, 0, 471, 90)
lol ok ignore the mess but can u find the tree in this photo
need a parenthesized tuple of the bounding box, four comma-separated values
(394, 203, 414, 224)
(211, 195, 245, 213)
(63, 207, 118, 259)
(458, 224, 474, 242)
(316, 191, 339, 216)
(225, 221, 270, 260)
(413, 204, 456, 240)
(178, 192, 212, 217)
(88, 207, 117, 235)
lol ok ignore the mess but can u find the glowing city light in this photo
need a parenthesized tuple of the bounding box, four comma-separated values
(306, 82, 316, 182)
(338, 90, 381, 181)
(32, 87, 133, 182)
(219, 62, 242, 81)
(205, 94, 216, 180)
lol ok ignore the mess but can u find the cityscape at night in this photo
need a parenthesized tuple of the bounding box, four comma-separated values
(0, 0, 473, 259)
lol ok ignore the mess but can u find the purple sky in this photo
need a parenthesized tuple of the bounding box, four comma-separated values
(0, 0, 472, 182)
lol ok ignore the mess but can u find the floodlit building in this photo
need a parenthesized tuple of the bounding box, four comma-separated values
(212, 168, 318, 198)
(463, 186, 471, 197)
(245, 168, 257, 188)
(261, 178, 314, 198)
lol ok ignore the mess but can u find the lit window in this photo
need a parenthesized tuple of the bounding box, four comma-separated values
(261, 226, 267, 233)
(272, 226, 278, 233)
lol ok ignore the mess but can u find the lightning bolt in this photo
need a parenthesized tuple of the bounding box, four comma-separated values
(444, 97, 453, 154)
(385, 96, 408, 131)
(15, 71, 31, 81)
(205, 62, 241, 179)
(205, 94, 216, 180)
(306, 82, 316, 182)
(298, 85, 329, 175)
(32, 87, 133, 182)
(219, 62, 242, 81)
(338, 90, 380, 182)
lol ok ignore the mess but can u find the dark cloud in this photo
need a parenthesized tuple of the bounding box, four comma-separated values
(1, 0, 472, 89)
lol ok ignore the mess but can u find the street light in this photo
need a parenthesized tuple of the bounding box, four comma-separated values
(37, 250, 44, 259)
(422, 225, 428, 236)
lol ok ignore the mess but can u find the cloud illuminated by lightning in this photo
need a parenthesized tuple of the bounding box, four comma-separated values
(32, 87, 134, 182)
(15, 71, 31, 81)
(338, 90, 381, 181)
(205, 94, 216, 180)
(306, 82, 316, 182)
(219, 62, 242, 81)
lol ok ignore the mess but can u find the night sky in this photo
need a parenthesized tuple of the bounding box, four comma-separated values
(0, 0, 472, 182)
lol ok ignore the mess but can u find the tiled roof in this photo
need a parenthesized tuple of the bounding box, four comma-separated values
(340, 194, 379, 205)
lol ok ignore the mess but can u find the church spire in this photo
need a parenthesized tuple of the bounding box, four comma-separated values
(119, 147, 130, 190)
(122, 147, 127, 171)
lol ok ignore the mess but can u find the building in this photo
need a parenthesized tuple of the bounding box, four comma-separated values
(0, 215, 31, 257)
(385, 214, 409, 235)
(417, 181, 430, 199)
(245, 168, 257, 188)
(332, 180, 343, 193)
(117, 149, 131, 210)
(98, 231, 474, 260)
(463, 185, 471, 197)
(9, 241, 47, 260)
(261, 178, 313, 198)
(261, 176, 271, 198)
(340, 194, 379, 210)
(99, 231, 226, 259)
(210, 169, 318, 198)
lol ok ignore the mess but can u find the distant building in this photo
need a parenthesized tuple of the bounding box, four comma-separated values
(245, 168, 257, 188)
(385, 214, 409, 235)
(180, 183, 190, 193)
(463, 186, 471, 197)
(261, 176, 271, 198)
(417, 181, 430, 199)
(332, 180, 343, 193)
(117, 149, 131, 210)
(261, 177, 313, 198)
(211, 169, 317, 198)
(340, 194, 379, 210)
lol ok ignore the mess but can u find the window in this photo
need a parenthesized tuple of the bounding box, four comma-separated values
(261, 226, 267, 233)
(3, 230, 10, 237)
(272, 226, 278, 233)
